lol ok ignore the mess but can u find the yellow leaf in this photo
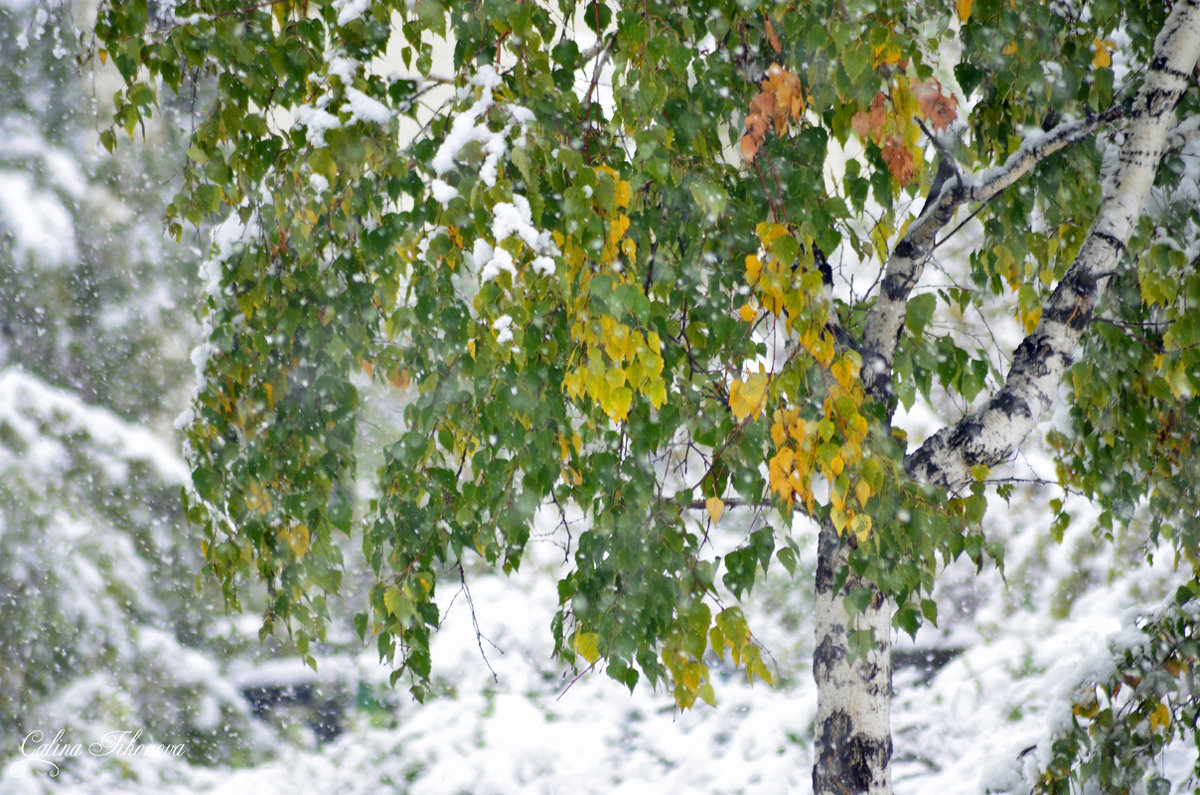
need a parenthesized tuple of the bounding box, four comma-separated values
(706, 496, 725, 524)
(855, 478, 873, 508)
(850, 513, 873, 543)
(738, 303, 757, 323)
(831, 356, 859, 391)
(1022, 305, 1042, 334)
(644, 377, 667, 408)
(1150, 701, 1171, 732)
(729, 372, 769, 422)
(603, 385, 633, 423)
(956, 0, 972, 22)
(467, 339, 476, 360)
(745, 254, 763, 284)
(383, 585, 405, 618)
(1002, 41, 1017, 55)
(1093, 38, 1114, 69)
(755, 221, 789, 248)
(574, 631, 602, 664)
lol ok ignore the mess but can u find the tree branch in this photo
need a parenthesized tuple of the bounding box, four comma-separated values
(905, 0, 1200, 491)
(859, 104, 1128, 403)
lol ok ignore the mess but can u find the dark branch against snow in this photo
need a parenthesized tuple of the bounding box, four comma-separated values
(906, 0, 1200, 491)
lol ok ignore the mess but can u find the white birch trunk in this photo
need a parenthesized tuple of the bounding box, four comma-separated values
(812, 528, 892, 795)
(812, 2, 1200, 792)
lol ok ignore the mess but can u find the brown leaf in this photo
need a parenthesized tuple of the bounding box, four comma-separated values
(765, 17, 781, 54)
(868, 93, 888, 138)
(914, 79, 957, 131)
(851, 111, 872, 140)
(881, 136, 915, 186)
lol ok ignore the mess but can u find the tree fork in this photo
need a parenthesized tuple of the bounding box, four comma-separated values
(813, 2, 1200, 792)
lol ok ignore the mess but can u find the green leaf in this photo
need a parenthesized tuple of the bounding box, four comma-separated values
(689, 177, 727, 218)
(583, 1, 612, 35)
(906, 293, 936, 338)
(843, 42, 873, 82)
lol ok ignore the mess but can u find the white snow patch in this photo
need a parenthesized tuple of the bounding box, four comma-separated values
(331, 0, 369, 25)
(430, 178, 458, 205)
(431, 65, 534, 187)
(493, 314, 514, 343)
(344, 87, 391, 125)
(481, 247, 516, 283)
(491, 195, 541, 249)
(0, 171, 77, 268)
(294, 104, 342, 146)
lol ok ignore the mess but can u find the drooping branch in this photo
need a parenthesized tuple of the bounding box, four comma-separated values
(859, 105, 1127, 403)
(906, 0, 1200, 491)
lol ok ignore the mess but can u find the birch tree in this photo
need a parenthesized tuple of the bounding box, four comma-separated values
(94, 0, 1200, 791)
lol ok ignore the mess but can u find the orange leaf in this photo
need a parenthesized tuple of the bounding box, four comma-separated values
(740, 133, 760, 162)
(745, 112, 769, 139)
(881, 137, 916, 186)
(868, 93, 887, 139)
(765, 17, 781, 54)
(762, 64, 805, 133)
(749, 90, 776, 120)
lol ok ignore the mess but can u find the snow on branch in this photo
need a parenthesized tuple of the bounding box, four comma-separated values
(906, 0, 1200, 491)
(1165, 113, 1200, 152)
(859, 106, 1126, 402)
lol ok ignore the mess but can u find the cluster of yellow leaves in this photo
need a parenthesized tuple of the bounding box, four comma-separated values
(729, 370, 769, 422)
(742, 221, 820, 320)
(765, 352, 875, 542)
(555, 166, 634, 276)
(740, 64, 809, 162)
(279, 522, 311, 559)
(563, 319, 666, 423)
(851, 77, 958, 187)
(560, 167, 664, 424)
(732, 221, 878, 542)
(709, 607, 772, 684)
(661, 607, 773, 709)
